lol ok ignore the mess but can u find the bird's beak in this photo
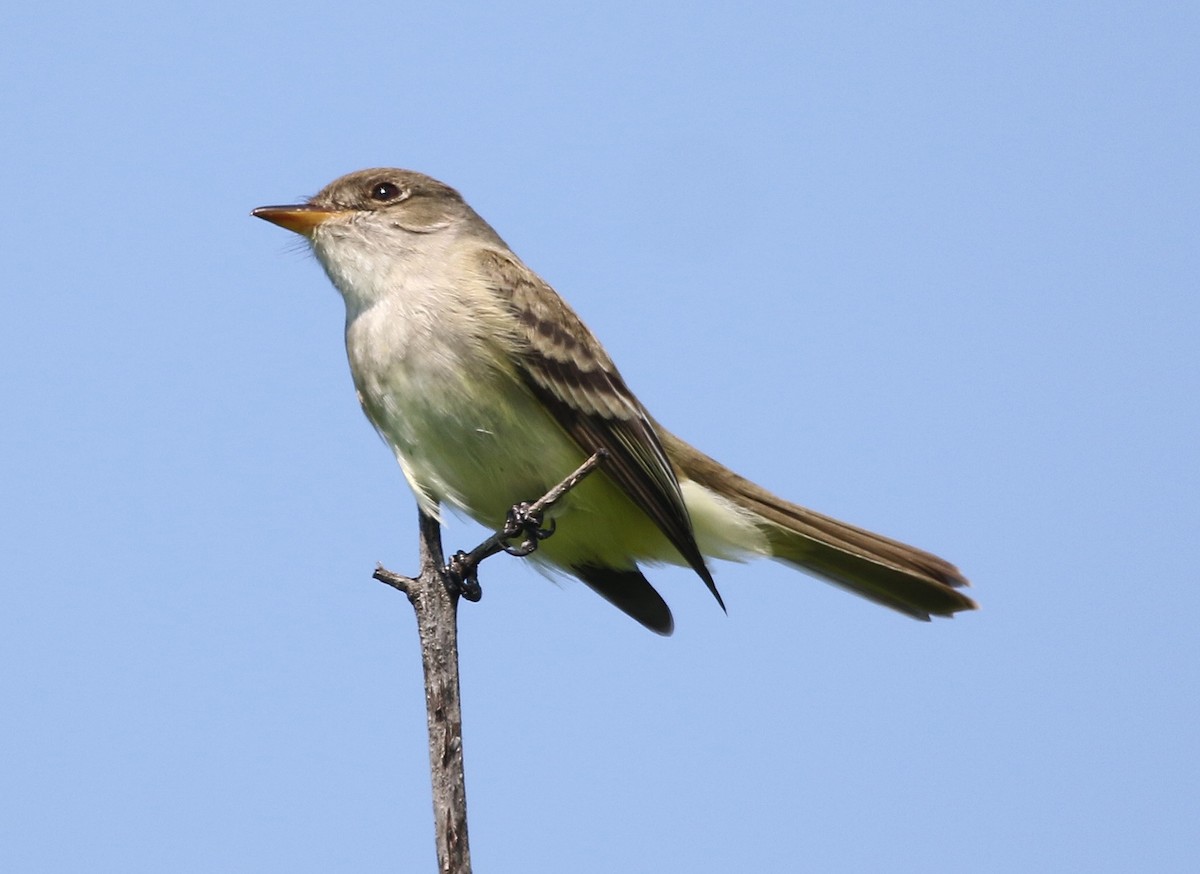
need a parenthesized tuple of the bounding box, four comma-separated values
(251, 204, 345, 237)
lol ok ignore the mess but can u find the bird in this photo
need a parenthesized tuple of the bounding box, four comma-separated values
(253, 168, 975, 634)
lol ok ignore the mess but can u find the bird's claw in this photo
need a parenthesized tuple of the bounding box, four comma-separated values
(500, 502, 556, 557)
(442, 502, 557, 600)
(446, 551, 484, 602)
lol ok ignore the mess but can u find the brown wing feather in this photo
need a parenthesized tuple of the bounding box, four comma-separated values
(475, 248, 724, 610)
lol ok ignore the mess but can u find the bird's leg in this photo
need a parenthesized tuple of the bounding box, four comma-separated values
(444, 449, 608, 602)
(444, 503, 554, 601)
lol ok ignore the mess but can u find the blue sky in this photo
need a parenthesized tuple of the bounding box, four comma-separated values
(3, 2, 1197, 871)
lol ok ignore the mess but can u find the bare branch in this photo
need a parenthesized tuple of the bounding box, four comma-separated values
(526, 447, 611, 516)
(371, 449, 608, 873)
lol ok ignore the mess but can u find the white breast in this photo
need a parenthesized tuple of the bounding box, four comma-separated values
(317, 233, 582, 525)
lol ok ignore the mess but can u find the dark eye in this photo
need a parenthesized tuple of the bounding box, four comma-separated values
(369, 181, 403, 201)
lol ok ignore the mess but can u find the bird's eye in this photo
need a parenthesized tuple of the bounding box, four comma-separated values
(369, 181, 403, 202)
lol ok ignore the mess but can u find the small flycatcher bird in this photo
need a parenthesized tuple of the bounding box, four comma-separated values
(253, 169, 974, 634)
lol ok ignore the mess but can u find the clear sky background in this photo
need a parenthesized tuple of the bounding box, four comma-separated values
(3, 2, 1197, 872)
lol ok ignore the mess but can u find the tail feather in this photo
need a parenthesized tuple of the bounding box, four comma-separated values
(661, 431, 976, 621)
(573, 564, 676, 635)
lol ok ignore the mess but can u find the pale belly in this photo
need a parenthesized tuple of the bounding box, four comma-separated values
(352, 343, 685, 572)
(363, 357, 582, 520)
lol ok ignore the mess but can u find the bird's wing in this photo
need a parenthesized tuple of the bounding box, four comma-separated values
(474, 247, 723, 609)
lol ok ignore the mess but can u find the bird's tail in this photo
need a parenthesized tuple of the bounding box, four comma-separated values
(661, 431, 976, 620)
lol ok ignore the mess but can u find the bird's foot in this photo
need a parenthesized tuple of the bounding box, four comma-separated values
(445, 551, 484, 602)
(500, 502, 556, 557)
(442, 503, 554, 600)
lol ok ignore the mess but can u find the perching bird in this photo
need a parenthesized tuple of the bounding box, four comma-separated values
(253, 169, 975, 634)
